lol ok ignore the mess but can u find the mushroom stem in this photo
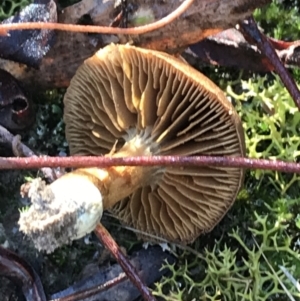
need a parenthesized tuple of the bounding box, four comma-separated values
(55, 130, 158, 209)
(18, 176, 104, 253)
(65, 163, 152, 209)
(18, 130, 159, 252)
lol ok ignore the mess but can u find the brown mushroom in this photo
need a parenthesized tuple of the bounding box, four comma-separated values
(64, 44, 245, 242)
(19, 44, 245, 252)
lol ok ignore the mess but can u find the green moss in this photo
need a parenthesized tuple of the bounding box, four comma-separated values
(25, 89, 67, 156)
(0, 0, 32, 21)
(254, 0, 300, 40)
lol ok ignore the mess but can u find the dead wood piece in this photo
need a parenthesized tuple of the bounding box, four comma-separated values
(186, 29, 300, 72)
(0, 0, 271, 89)
(186, 28, 272, 72)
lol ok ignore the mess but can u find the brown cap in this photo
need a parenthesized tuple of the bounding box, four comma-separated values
(63, 44, 245, 244)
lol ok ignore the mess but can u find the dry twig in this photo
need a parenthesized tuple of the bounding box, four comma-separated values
(94, 223, 156, 301)
(0, 0, 194, 36)
(50, 273, 127, 301)
(240, 16, 300, 110)
(0, 155, 300, 174)
(0, 125, 60, 182)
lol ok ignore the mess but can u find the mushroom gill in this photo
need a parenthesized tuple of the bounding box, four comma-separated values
(63, 44, 246, 244)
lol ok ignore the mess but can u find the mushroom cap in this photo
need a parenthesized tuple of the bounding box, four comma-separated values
(63, 44, 246, 244)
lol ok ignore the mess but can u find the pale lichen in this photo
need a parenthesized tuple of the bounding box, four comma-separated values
(154, 211, 300, 300)
(227, 74, 300, 195)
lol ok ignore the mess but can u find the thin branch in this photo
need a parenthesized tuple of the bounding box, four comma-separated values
(0, 125, 34, 156)
(0, 245, 47, 301)
(0, 0, 194, 36)
(240, 16, 300, 110)
(0, 125, 60, 182)
(94, 223, 156, 301)
(0, 155, 300, 174)
(50, 273, 127, 301)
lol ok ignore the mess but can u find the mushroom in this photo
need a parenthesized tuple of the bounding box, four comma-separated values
(19, 44, 245, 252)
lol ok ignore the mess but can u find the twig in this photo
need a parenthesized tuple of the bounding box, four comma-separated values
(239, 16, 300, 110)
(0, 245, 47, 301)
(0, 155, 300, 174)
(0, 125, 60, 182)
(94, 223, 157, 301)
(50, 273, 127, 301)
(0, 125, 34, 156)
(0, 0, 194, 36)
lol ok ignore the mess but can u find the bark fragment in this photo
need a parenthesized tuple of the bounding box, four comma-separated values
(0, 0, 271, 89)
